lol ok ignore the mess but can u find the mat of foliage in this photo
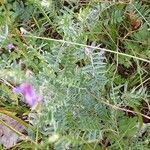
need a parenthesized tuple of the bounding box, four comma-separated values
(0, 0, 150, 149)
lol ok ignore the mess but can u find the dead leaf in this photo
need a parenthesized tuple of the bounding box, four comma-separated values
(128, 12, 142, 30)
(0, 114, 26, 149)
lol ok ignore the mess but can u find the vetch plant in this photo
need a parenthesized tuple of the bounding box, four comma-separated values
(0, 0, 150, 149)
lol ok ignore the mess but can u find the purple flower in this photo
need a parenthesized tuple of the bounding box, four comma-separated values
(13, 83, 42, 108)
(6, 44, 15, 50)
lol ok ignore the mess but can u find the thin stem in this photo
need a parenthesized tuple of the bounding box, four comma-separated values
(86, 90, 150, 120)
(134, 77, 150, 90)
(24, 34, 150, 63)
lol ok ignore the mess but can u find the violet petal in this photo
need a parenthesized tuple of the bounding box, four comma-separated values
(6, 44, 15, 50)
(13, 83, 42, 108)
